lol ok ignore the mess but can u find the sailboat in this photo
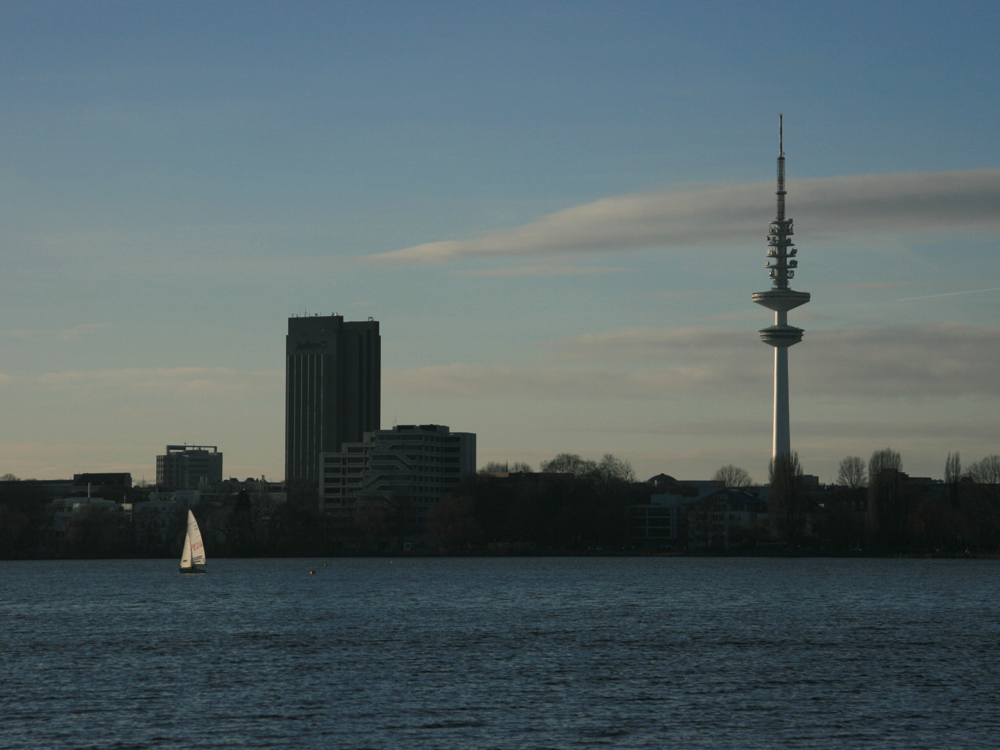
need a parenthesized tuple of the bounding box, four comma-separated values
(179, 509, 207, 574)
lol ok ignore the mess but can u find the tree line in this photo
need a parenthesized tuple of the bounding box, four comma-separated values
(429, 453, 645, 553)
(711, 449, 1000, 554)
(2, 449, 999, 558)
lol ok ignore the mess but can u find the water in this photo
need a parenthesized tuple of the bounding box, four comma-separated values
(1, 557, 998, 749)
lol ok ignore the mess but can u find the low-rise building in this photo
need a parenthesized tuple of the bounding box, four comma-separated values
(687, 488, 768, 549)
(630, 478, 724, 546)
(320, 424, 476, 536)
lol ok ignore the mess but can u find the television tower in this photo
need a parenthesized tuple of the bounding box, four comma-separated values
(752, 115, 810, 459)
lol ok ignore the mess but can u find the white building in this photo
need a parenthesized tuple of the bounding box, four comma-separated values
(320, 424, 476, 535)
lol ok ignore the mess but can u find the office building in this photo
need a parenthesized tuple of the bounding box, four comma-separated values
(156, 445, 223, 490)
(285, 314, 380, 486)
(320, 424, 476, 534)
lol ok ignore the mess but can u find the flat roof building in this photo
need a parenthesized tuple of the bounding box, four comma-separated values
(285, 314, 380, 487)
(320, 424, 475, 536)
(156, 445, 223, 490)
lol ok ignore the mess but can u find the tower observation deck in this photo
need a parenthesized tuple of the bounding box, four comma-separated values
(752, 115, 810, 459)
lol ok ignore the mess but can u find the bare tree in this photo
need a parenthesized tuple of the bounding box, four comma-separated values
(836, 456, 867, 490)
(540, 453, 598, 476)
(769, 452, 807, 544)
(597, 454, 636, 483)
(945, 452, 962, 506)
(962, 455, 1000, 548)
(966, 455, 1000, 485)
(712, 464, 753, 488)
(540, 453, 635, 482)
(868, 447, 905, 547)
(479, 460, 534, 474)
(869, 447, 902, 475)
(945, 452, 962, 484)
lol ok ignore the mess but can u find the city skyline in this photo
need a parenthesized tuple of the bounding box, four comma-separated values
(2, 2, 998, 484)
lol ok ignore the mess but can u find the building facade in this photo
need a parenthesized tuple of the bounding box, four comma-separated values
(687, 488, 768, 549)
(319, 424, 476, 535)
(285, 314, 381, 486)
(630, 479, 724, 546)
(156, 445, 223, 490)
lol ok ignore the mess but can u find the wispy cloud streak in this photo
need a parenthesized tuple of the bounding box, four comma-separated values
(455, 265, 633, 278)
(3, 324, 112, 342)
(1, 367, 281, 397)
(897, 287, 1000, 302)
(367, 168, 1000, 264)
(384, 323, 1000, 400)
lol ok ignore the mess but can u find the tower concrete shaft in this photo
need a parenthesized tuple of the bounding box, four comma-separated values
(772, 327, 790, 457)
(752, 116, 809, 459)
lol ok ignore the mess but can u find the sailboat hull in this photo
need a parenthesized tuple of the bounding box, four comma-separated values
(178, 566, 206, 575)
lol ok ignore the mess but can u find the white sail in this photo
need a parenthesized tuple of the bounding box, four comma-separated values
(180, 530, 192, 568)
(180, 510, 206, 569)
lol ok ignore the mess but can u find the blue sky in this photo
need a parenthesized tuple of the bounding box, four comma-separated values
(2, 1, 998, 484)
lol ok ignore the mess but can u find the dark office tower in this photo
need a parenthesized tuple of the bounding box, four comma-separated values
(284, 315, 380, 486)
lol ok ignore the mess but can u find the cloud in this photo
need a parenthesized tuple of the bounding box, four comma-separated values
(2, 367, 282, 399)
(548, 416, 1000, 443)
(384, 363, 638, 400)
(384, 322, 1000, 401)
(544, 327, 755, 364)
(897, 287, 1000, 302)
(821, 282, 915, 292)
(0, 367, 285, 478)
(803, 324, 1000, 397)
(366, 168, 1000, 264)
(7, 217, 334, 282)
(455, 264, 633, 278)
(3, 323, 112, 342)
(558, 322, 1000, 398)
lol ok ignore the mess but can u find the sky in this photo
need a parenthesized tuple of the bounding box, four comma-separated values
(2, 0, 998, 485)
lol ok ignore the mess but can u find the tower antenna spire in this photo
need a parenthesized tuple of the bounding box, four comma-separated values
(776, 114, 786, 222)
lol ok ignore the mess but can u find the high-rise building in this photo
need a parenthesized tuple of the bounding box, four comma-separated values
(156, 445, 223, 490)
(285, 314, 380, 486)
(752, 116, 810, 459)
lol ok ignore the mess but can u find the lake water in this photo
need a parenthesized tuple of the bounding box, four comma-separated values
(1, 557, 998, 749)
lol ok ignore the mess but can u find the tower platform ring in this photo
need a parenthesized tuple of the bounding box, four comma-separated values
(758, 324, 804, 347)
(753, 289, 811, 312)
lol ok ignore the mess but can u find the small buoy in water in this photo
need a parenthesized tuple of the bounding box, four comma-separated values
(310, 570, 316, 575)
